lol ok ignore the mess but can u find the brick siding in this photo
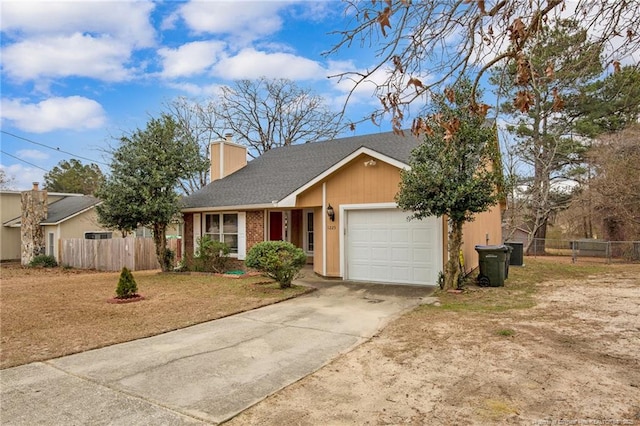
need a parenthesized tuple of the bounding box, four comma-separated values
(246, 210, 264, 252)
(183, 213, 194, 259)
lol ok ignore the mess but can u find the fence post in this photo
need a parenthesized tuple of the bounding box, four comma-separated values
(571, 240, 576, 264)
(606, 241, 611, 264)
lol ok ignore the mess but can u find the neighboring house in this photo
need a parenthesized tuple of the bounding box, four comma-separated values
(182, 131, 504, 286)
(502, 224, 530, 245)
(2, 184, 106, 263)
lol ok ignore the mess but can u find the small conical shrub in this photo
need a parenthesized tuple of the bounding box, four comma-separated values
(116, 267, 138, 299)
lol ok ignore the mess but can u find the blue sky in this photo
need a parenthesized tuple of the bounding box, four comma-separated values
(1, 0, 394, 190)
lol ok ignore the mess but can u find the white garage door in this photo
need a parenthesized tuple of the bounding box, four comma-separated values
(345, 209, 442, 285)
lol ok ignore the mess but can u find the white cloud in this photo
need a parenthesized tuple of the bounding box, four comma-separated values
(1, 96, 107, 133)
(0, 164, 45, 191)
(170, 1, 286, 42)
(16, 150, 49, 161)
(0, 1, 156, 84)
(2, 33, 134, 83)
(167, 82, 225, 97)
(0, 1, 155, 47)
(324, 60, 390, 108)
(213, 48, 326, 80)
(159, 40, 227, 78)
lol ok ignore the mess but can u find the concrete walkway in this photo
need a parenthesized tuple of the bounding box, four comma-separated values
(1, 274, 435, 425)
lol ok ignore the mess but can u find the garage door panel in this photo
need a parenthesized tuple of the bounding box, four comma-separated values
(350, 246, 370, 261)
(346, 209, 440, 285)
(370, 229, 389, 243)
(370, 246, 389, 261)
(391, 228, 409, 242)
(412, 228, 434, 243)
(411, 267, 431, 282)
(390, 267, 411, 282)
(391, 247, 409, 261)
(350, 229, 371, 242)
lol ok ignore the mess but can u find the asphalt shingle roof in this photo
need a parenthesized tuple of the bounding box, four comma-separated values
(42, 196, 101, 224)
(182, 130, 421, 209)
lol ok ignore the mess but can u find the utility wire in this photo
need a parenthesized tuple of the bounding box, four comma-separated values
(1, 130, 110, 166)
(0, 149, 49, 172)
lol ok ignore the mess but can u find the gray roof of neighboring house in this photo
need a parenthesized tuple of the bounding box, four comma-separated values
(182, 130, 421, 209)
(3, 195, 101, 226)
(42, 195, 101, 224)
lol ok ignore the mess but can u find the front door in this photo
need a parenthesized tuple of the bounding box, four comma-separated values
(269, 211, 283, 240)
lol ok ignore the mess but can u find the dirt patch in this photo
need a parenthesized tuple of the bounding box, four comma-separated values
(229, 264, 640, 425)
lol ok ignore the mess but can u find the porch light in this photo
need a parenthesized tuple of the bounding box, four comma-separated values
(327, 204, 335, 222)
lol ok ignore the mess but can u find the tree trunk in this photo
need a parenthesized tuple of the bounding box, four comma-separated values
(444, 220, 464, 290)
(153, 223, 169, 272)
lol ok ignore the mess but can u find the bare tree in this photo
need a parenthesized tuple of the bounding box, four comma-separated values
(0, 169, 15, 190)
(164, 97, 223, 194)
(328, 0, 640, 131)
(212, 77, 346, 158)
(589, 125, 640, 240)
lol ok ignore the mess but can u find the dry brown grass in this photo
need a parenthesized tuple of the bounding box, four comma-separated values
(0, 264, 312, 369)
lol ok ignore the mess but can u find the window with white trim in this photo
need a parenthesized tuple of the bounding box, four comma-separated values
(305, 211, 314, 253)
(48, 232, 55, 256)
(204, 213, 238, 254)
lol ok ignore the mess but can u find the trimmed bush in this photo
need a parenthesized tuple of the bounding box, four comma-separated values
(245, 241, 306, 288)
(115, 267, 138, 299)
(29, 255, 58, 268)
(193, 235, 231, 273)
(164, 248, 176, 270)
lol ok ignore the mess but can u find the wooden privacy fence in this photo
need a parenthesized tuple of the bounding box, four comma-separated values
(59, 237, 161, 271)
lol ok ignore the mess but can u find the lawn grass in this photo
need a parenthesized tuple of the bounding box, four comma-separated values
(0, 265, 312, 369)
(419, 258, 615, 314)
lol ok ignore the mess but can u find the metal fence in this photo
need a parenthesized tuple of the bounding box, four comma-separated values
(526, 238, 640, 264)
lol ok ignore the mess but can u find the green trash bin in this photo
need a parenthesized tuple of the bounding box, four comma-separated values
(475, 245, 509, 287)
(505, 241, 524, 266)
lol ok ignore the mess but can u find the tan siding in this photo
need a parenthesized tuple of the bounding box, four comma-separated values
(325, 155, 402, 277)
(210, 142, 247, 182)
(224, 144, 247, 177)
(57, 210, 106, 239)
(312, 207, 324, 276)
(296, 184, 322, 207)
(461, 204, 503, 273)
(211, 143, 221, 180)
(299, 155, 404, 277)
(299, 152, 502, 281)
(1, 193, 24, 261)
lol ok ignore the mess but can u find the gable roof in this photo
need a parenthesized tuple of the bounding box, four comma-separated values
(182, 130, 421, 210)
(42, 195, 101, 225)
(3, 195, 101, 227)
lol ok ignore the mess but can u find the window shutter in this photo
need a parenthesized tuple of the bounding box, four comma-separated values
(193, 213, 201, 253)
(237, 212, 246, 260)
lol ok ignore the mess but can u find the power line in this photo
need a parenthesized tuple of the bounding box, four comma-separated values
(0, 130, 110, 166)
(0, 149, 49, 172)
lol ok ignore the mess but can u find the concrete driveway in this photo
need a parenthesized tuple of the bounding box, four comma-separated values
(1, 276, 434, 425)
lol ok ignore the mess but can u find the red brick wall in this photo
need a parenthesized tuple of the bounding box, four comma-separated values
(246, 210, 264, 252)
(183, 213, 194, 259)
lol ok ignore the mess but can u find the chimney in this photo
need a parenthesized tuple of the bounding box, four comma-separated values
(210, 134, 247, 183)
(21, 182, 48, 265)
